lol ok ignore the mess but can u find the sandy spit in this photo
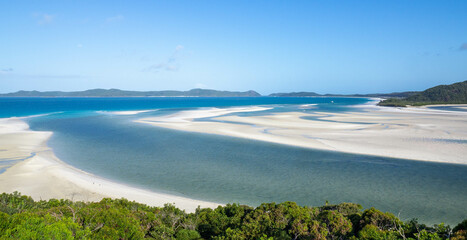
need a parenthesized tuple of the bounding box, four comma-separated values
(0, 118, 221, 212)
(137, 105, 467, 164)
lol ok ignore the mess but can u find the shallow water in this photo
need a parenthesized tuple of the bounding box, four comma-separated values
(428, 106, 467, 112)
(30, 114, 467, 225)
(1, 97, 466, 225)
(0, 97, 363, 118)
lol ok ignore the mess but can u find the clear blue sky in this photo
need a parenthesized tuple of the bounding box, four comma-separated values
(1, 0, 466, 94)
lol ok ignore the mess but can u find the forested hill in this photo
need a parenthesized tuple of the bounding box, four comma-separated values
(0, 192, 466, 239)
(379, 80, 467, 107)
(269, 92, 321, 97)
(0, 88, 261, 97)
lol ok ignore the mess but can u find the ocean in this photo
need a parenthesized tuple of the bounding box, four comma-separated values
(1, 97, 466, 225)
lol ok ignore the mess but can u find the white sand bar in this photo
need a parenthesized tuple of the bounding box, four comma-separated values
(146, 106, 273, 123)
(138, 105, 467, 164)
(0, 118, 221, 212)
(98, 110, 157, 115)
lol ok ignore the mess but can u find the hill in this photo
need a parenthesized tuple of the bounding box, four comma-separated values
(379, 81, 467, 107)
(0, 88, 261, 97)
(336, 91, 419, 98)
(269, 91, 321, 97)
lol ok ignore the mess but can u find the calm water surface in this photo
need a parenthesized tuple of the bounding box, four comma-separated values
(1, 97, 466, 225)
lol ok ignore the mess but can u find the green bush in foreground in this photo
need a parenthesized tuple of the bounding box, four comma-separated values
(0, 192, 466, 239)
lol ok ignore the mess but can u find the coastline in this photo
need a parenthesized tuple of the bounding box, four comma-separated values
(417, 104, 467, 110)
(0, 117, 221, 212)
(137, 104, 467, 164)
(1, 101, 466, 215)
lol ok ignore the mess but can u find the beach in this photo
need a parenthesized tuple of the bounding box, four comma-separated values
(1, 102, 466, 215)
(137, 105, 467, 164)
(0, 117, 221, 212)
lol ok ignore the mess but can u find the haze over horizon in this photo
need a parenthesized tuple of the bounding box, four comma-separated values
(1, 0, 466, 95)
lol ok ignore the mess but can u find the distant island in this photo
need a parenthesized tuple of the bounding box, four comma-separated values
(2, 81, 466, 106)
(0, 88, 261, 97)
(378, 80, 467, 107)
(0, 88, 424, 99)
(269, 91, 419, 98)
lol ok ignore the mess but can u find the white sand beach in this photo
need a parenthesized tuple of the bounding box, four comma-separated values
(0, 118, 221, 212)
(145, 106, 273, 123)
(97, 109, 158, 115)
(420, 104, 467, 111)
(137, 105, 467, 164)
(1, 103, 466, 213)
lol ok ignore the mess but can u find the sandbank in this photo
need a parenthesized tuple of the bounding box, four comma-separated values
(418, 104, 467, 111)
(0, 118, 221, 212)
(144, 106, 272, 123)
(137, 105, 467, 164)
(97, 109, 158, 115)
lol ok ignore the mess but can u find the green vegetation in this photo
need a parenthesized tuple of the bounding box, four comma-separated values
(270, 80, 467, 104)
(0, 192, 466, 239)
(378, 81, 467, 107)
(0, 88, 261, 97)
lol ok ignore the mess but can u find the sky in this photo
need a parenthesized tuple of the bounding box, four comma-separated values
(1, 0, 466, 95)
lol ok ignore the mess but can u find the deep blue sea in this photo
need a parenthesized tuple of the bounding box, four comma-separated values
(1, 97, 466, 225)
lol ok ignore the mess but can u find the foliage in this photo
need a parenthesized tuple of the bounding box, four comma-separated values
(0, 192, 465, 239)
(378, 80, 467, 107)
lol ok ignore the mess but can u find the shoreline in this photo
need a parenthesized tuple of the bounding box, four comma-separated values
(137, 104, 467, 165)
(417, 104, 467, 110)
(1, 101, 466, 213)
(0, 117, 221, 212)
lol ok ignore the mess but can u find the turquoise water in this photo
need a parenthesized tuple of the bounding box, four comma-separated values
(0, 97, 364, 118)
(1, 97, 466, 225)
(428, 105, 467, 112)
